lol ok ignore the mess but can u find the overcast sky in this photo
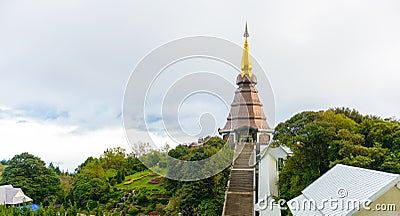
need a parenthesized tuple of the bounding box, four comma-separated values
(1, 0, 400, 171)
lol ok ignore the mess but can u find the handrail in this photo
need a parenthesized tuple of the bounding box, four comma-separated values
(221, 164, 233, 215)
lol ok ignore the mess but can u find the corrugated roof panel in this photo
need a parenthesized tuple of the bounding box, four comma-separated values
(294, 164, 399, 215)
(0, 185, 33, 205)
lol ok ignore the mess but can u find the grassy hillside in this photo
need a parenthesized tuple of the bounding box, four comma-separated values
(116, 170, 166, 192)
(111, 170, 170, 214)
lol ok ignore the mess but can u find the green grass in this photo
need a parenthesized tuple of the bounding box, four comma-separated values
(116, 170, 166, 192)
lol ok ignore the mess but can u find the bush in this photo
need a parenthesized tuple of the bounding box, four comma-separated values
(136, 193, 149, 206)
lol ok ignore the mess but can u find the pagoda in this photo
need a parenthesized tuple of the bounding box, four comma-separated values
(219, 23, 273, 147)
(220, 23, 275, 216)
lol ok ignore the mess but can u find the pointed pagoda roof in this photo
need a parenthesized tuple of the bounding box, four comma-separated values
(220, 24, 270, 133)
(241, 22, 252, 78)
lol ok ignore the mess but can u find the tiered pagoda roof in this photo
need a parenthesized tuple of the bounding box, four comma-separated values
(220, 23, 270, 133)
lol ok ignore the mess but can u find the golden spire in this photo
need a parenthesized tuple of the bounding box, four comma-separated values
(241, 22, 252, 77)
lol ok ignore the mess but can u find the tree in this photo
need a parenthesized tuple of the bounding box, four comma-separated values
(100, 147, 127, 171)
(161, 143, 171, 155)
(77, 158, 105, 179)
(125, 156, 146, 175)
(75, 156, 95, 174)
(166, 183, 211, 215)
(165, 137, 229, 215)
(380, 151, 400, 173)
(131, 142, 152, 157)
(48, 162, 62, 175)
(276, 109, 400, 205)
(71, 174, 110, 208)
(0, 152, 63, 205)
(358, 116, 400, 150)
(276, 110, 361, 200)
(196, 199, 222, 216)
(330, 107, 363, 123)
(116, 170, 124, 184)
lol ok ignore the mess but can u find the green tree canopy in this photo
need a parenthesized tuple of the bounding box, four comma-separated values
(0, 152, 63, 205)
(165, 137, 230, 216)
(70, 174, 110, 208)
(276, 109, 400, 202)
(100, 147, 126, 171)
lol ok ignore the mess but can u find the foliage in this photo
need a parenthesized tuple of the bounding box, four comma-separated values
(67, 147, 171, 214)
(165, 137, 233, 181)
(125, 156, 147, 174)
(48, 162, 62, 175)
(0, 164, 7, 180)
(165, 137, 231, 216)
(196, 197, 224, 216)
(3, 108, 399, 215)
(0, 146, 170, 214)
(0, 152, 63, 205)
(71, 174, 110, 208)
(330, 107, 363, 123)
(101, 147, 127, 170)
(60, 174, 73, 202)
(276, 108, 400, 206)
(0, 202, 114, 216)
(116, 170, 165, 191)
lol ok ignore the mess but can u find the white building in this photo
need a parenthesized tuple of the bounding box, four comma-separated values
(256, 142, 293, 216)
(0, 185, 33, 205)
(289, 164, 400, 216)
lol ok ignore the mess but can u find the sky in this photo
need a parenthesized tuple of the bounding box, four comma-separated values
(1, 0, 400, 171)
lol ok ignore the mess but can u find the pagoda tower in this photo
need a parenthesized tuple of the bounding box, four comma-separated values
(219, 23, 273, 147)
(221, 23, 275, 216)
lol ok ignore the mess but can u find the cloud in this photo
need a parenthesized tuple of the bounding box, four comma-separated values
(1, 0, 400, 168)
(0, 115, 126, 171)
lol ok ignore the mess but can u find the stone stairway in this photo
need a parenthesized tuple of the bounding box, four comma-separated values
(223, 143, 255, 216)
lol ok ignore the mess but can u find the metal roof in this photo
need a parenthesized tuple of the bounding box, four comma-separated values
(289, 164, 400, 216)
(0, 185, 33, 205)
(259, 143, 293, 160)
